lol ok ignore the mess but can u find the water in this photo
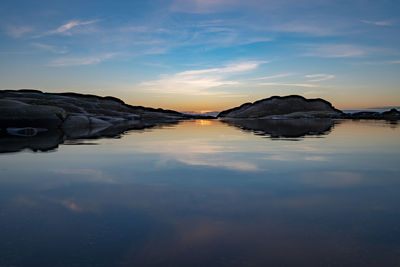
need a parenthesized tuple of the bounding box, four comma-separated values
(0, 119, 399, 266)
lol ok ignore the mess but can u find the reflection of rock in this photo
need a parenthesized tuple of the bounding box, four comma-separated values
(0, 121, 180, 153)
(221, 118, 335, 138)
(218, 95, 342, 119)
(0, 129, 63, 153)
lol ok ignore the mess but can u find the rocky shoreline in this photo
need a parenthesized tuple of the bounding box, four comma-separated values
(0, 89, 212, 140)
(1, 91, 399, 146)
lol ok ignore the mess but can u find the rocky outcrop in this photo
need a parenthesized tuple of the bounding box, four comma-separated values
(0, 99, 66, 128)
(0, 89, 210, 141)
(343, 108, 400, 120)
(218, 95, 342, 119)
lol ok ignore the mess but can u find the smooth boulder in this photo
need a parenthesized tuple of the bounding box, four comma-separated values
(0, 99, 66, 128)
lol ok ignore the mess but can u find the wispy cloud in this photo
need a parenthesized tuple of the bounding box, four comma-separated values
(254, 73, 292, 80)
(272, 22, 338, 36)
(48, 53, 117, 67)
(259, 82, 318, 88)
(4, 25, 33, 38)
(140, 61, 268, 95)
(303, 44, 367, 58)
(305, 74, 334, 82)
(170, 0, 242, 14)
(34, 19, 98, 38)
(31, 42, 68, 54)
(361, 20, 392, 26)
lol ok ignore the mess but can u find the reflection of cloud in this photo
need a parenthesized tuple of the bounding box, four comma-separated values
(179, 156, 259, 171)
(51, 169, 116, 183)
(134, 139, 260, 172)
(304, 156, 329, 161)
(58, 199, 83, 212)
(302, 171, 362, 187)
(265, 154, 328, 162)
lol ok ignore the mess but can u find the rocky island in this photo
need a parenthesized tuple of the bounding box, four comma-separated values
(217, 95, 400, 120)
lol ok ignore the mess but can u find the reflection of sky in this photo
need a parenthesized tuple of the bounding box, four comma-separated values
(0, 120, 400, 266)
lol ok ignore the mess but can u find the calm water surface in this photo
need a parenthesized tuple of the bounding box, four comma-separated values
(1, 119, 400, 266)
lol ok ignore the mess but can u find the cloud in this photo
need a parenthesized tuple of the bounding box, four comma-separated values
(254, 73, 292, 80)
(303, 44, 367, 58)
(140, 61, 268, 95)
(48, 53, 117, 67)
(35, 19, 98, 38)
(4, 25, 33, 38)
(272, 22, 337, 36)
(31, 42, 68, 54)
(305, 74, 334, 82)
(361, 20, 392, 26)
(259, 82, 318, 88)
(170, 0, 242, 13)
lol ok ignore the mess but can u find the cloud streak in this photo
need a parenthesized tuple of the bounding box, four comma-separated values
(305, 74, 334, 82)
(31, 43, 68, 54)
(303, 44, 367, 58)
(34, 19, 98, 38)
(140, 61, 268, 95)
(259, 82, 318, 88)
(48, 53, 117, 67)
(361, 20, 392, 26)
(254, 73, 292, 80)
(4, 25, 33, 38)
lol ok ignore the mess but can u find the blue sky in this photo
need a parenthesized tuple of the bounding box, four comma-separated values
(0, 0, 399, 111)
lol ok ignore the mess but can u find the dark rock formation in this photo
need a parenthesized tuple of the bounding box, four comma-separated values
(342, 108, 400, 120)
(382, 109, 400, 120)
(218, 95, 342, 119)
(0, 89, 213, 143)
(0, 99, 66, 128)
(221, 118, 335, 138)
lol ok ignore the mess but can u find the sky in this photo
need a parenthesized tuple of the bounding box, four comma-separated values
(0, 0, 399, 112)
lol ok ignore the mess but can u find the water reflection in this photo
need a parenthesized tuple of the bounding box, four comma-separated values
(0, 120, 400, 266)
(0, 121, 179, 153)
(221, 118, 335, 139)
